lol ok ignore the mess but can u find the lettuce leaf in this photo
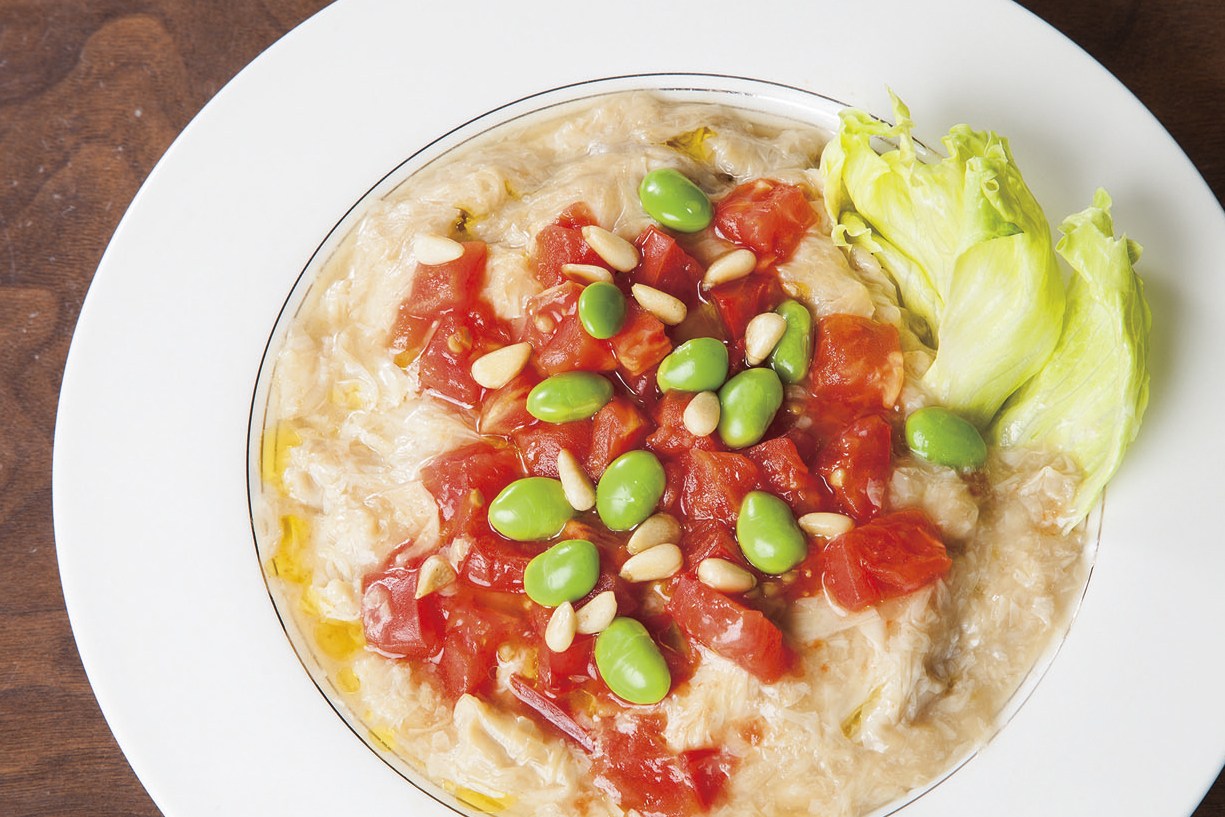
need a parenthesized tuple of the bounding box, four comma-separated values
(992, 190, 1150, 521)
(821, 94, 1151, 525)
(820, 92, 1066, 428)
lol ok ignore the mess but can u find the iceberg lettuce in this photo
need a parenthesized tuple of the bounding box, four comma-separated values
(821, 94, 1150, 523)
(993, 191, 1150, 521)
(821, 93, 1066, 428)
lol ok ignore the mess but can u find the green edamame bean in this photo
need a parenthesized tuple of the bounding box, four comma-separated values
(736, 490, 807, 574)
(638, 168, 714, 233)
(656, 337, 729, 393)
(769, 300, 813, 385)
(594, 616, 671, 704)
(524, 539, 600, 607)
(595, 450, 666, 531)
(717, 367, 783, 449)
(488, 477, 575, 541)
(527, 371, 614, 423)
(905, 406, 987, 470)
(578, 281, 627, 340)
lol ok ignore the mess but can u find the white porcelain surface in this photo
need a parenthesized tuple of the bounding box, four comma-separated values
(53, 1, 1225, 815)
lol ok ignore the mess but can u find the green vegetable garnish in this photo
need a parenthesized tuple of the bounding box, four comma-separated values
(821, 92, 1150, 524)
(821, 91, 1066, 428)
(993, 190, 1151, 521)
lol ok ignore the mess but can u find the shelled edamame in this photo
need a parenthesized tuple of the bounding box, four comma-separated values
(718, 367, 784, 449)
(657, 337, 730, 393)
(905, 406, 987, 470)
(528, 371, 614, 423)
(596, 450, 667, 531)
(594, 616, 672, 705)
(524, 539, 601, 607)
(578, 281, 627, 340)
(638, 167, 714, 233)
(736, 490, 808, 574)
(769, 300, 814, 385)
(488, 477, 575, 541)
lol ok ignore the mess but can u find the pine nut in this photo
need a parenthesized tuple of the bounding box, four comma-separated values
(697, 557, 757, 594)
(631, 284, 687, 326)
(744, 312, 788, 366)
(415, 234, 464, 265)
(557, 449, 596, 511)
(470, 342, 532, 390)
(415, 554, 457, 598)
(682, 390, 721, 437)
(582, 225, 639, 272)
(620, 543, 683, 583)
(575, 590, 618, 634)
(545, 601, 577, 653)
(798, 511, 855, 539)
(627, 513, 682, 555)
(447, 537, 472, 571)
(561, 263, 614, 284)
(703, 248, 757, 288)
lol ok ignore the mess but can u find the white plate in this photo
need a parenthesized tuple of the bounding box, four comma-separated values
(53, 1, 1225, 815)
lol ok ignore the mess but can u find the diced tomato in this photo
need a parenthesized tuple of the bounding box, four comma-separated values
(434, 590, 524, 700)
(476, 371, 539, 437)
(389, 315, 436, 368)
(670, 301, 732, 346)
(554, 202, 600, 230)
(535, 633, 596, 695)
(609, 301, 672, 377)
(618, 365, 663, 404)
(810, 313, 904, 416)
(713, 179, 815, 268)
(361, 560, 444, 661)
(821, 508, 951, 612)
(680, 747, 737, 810)
(745, 436, 826, 516)
(646, 391, 724, 457)
(513, 420, 593, 478)
(677, 450, 759, 527)
(531, 205, 607, 288)
(590, 713, 714, 817)
(415, 303, 513, 408)
(630, 225, 706, 304)
(586, 397, 653, 478)
(420, 442, 521, 540)
(679, 519, 746, 569)
(456, 536, 535, 593)
(666, 576, 791, 684)
(521, 282, 619, 375)
(816, 414, 893, 523)
(706, 273, 787, 340)
(515, 676, 730, 816)
(391, 241, 489, 355)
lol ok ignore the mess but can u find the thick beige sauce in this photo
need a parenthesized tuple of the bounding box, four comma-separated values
(254, 92, 1091, 817)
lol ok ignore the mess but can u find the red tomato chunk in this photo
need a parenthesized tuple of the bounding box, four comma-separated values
(667, 576, 792, 684)
(822, 509, 952, 612)
(714, 179, 816, 269)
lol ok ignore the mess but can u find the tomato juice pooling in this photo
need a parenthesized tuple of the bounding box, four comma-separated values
(257, 93, 1095, 817)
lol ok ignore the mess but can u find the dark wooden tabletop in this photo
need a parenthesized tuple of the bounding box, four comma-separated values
(2, 1, 1222, 815)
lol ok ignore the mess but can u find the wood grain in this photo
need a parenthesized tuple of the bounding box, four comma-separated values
(0, 1, 1221, 815)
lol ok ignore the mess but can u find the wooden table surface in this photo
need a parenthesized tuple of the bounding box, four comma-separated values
(2, 1, 1222, 814)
